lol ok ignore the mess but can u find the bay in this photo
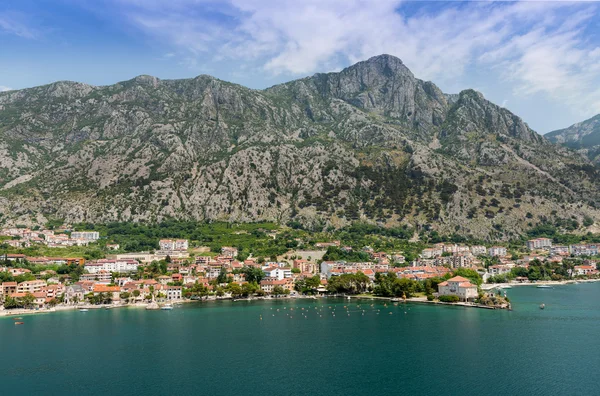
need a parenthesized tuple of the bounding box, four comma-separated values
(2, 283, 600, 395)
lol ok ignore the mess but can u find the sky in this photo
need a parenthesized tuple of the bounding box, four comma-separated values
(1, 1, 600, 133)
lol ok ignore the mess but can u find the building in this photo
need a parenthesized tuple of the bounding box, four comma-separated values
(437, 276, 478, 301)
(488, 246, 507, 257)
(574, 265, 598, 276)
(221, 247, 238, 258)
(527, 238, 553, 250)
(85, 259, 140, 273)
(163, 285, 182, 300)
(550, 246, 570, 256)
(71, 231, 100, 241)
(92, 285, 121, 301)
(63, 285, 85, 304)
(1, 281, 17, 297)
(488, 265, 512, 276)
(80, 271, 112, 283)
(570, 244, 599, 256)
(260, 278, 294, 294)
(17, 280, 47, 294)
(262, 266, 292, 280)
(470, 245, 487, 256)
(159, 239, 189, 251)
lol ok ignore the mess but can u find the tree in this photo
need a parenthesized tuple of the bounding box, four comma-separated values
(227, 283, 242, 298)
(241, 282, 258, 297)
(272, 285, 285, 296)
(291, 268, 301, 274)
(217, 267, 228, 284)
(452, 268, 483, 286)
(132, 289, 141, 298)
(241, 266, 265, 283)
(327, 273, 369, 295)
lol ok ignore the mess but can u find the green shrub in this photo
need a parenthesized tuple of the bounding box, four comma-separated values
(438, 295, 460, 303)
(426, 294, 434, 301)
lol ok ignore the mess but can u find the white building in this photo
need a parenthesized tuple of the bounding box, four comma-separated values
(488, 246, 507, 257)
(526, 238, 552, 250)
(437, 276, 478, 301)
(159, 239, 189, 251)
(71, 231, 100, 241)
(550, 246, 570, 256)
(570, 244, 599, 256)
(262, 266, 292, 280)
(221, 247, 238, 258)
(488, 265, 512, 276)
(470, 245, 487, 256)
(160, 285, 182, 300)
(85, 259, 140, 273)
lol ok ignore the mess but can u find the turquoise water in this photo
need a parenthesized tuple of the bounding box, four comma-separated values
(2, 284, 600, 395)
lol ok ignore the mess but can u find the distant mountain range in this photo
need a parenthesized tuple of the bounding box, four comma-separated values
(547, 114, 600, 164)
(1, 54, 599, 239)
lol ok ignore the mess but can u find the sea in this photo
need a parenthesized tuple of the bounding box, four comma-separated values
(2, 283, 600, 395)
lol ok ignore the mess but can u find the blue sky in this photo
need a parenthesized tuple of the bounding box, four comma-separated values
(1, 0, 600, 133)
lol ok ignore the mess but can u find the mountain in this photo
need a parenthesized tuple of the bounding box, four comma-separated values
(1, 54, 599, 239)
(547, 114, 600, 163)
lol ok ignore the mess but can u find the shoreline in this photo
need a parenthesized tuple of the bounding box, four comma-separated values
(0, 295, 305, 318)
(3, 281, 599, 318)
(481, 278, 600, 291)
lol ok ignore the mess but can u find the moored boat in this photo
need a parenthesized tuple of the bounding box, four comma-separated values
(161, 304, 174, 310)
(540, 304, 545, 310)
(79, 309, 89, 312)
(14, 322, 24, 325)
(537, 285, 552, 289)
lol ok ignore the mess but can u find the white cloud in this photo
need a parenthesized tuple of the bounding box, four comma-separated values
(0, 11, 38, 39)
(0, 86, 13, 92)
(107, 0, 600, 119)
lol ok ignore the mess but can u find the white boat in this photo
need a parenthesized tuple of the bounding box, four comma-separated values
(79, 309, 89, 312)
(537, 285, 552, 289)
(500, 285, 513, 289)
(161, 304, 174, 310)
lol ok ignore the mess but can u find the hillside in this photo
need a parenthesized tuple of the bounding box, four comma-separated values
(1, 54, 599, 239)
(547, 114, 600, 164)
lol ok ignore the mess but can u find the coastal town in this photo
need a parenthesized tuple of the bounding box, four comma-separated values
(1, 225, 599, 316)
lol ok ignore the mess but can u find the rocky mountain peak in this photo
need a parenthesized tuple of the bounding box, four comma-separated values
(132, 75, 161, 87)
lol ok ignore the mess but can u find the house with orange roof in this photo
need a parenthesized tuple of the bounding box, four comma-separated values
(92, 284, 121, 301)
(437, 276, 478, 301)
(574, 265, 598, 276)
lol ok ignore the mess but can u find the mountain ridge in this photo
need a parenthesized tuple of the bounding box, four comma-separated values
(1, 54, 598, 239)
(547, 114, 600, 164)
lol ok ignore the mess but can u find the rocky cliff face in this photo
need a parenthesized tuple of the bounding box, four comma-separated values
(1, 54, 599, 239)
(547, 114, 600, 164)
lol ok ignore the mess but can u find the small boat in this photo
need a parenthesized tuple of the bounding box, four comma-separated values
(537, 285, 552, 289)
(12, 317, 23, 320)
(540, 304, 545, 310)
(500, 285, 513, 289)
(79, 309, 89, 312)
(391, 298, 401, 302)
(161, 304, 174, 310)
(346, 296, 351, 300)
(14, 322, 24, 325)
